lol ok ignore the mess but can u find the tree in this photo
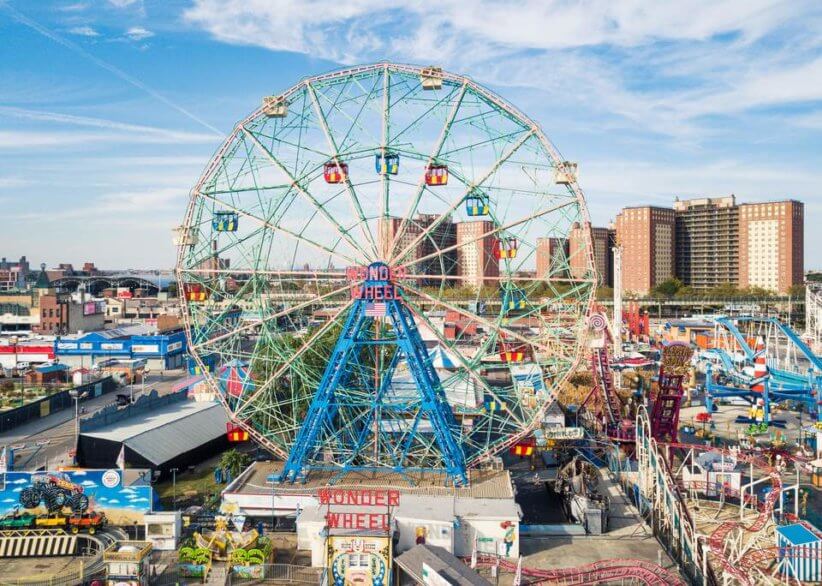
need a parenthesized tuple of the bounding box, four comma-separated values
(220, 449, 250, 477)
(651, 278, 683, 298)
(788, 284, 805, 298)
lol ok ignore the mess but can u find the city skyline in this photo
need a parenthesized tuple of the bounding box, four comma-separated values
(1, 1, 821, 269)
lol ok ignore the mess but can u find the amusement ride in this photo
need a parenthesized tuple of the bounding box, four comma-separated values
(176, 63, 597, 486)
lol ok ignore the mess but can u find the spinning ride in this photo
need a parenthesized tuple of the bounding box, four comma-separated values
(176, 63, 595, 484)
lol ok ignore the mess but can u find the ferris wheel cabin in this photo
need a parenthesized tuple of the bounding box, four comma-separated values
(323, 161, 348, 184)
(420, 66, 444, 90)
(375, 152, 400, 175)
(183, 283, 209, 302)
(501, 287, 528, 312)
(262, 95, 288, 118)
(554, 161, 578, 185)
(465, 193, 490, 216)
(499, 339, 531, 363)
(425, 164, 449, 186)
(213, 211, 239, 232)
(494, 237, 519, 259)
(172, 225, 199, 247)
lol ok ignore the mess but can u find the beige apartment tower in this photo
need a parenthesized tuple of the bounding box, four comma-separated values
(456, 220, 499, 289)
(738, 200, 803, 293)
(615, 206, 675, 295)
(674, 196, 739, 288)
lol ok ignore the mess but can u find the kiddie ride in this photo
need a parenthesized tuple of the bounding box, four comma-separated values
(0, 473, 107, 535)
(703, 342, 822, 437)
(701, 317, 822, 436)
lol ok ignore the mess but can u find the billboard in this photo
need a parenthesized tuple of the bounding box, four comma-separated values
(0, 469, 153, 526)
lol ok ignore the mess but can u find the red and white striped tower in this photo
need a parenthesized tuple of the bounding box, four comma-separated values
(752, 336, 767, 392)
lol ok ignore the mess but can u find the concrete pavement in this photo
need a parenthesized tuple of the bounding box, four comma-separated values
(0, 370, 190, 470)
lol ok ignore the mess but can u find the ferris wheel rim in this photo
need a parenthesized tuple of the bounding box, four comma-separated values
(175, 61, 598, 469)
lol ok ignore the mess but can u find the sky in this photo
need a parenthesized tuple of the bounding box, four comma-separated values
(1, 0, 821, 270)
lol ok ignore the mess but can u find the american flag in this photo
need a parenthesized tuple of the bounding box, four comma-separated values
(365, 302, 387, 317)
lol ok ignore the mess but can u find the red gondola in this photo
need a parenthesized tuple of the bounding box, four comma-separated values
(324, 161, 348, 184)
(424, 164, 448, 186)
(183, 283, 209, 302)
(226, 422, 249, 442)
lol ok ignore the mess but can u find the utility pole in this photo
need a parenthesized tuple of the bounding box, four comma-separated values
(171, 468, 179, 508)
(612, 246, 623, 359)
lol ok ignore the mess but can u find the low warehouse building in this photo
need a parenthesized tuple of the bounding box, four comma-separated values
(77, 398, 229, 478)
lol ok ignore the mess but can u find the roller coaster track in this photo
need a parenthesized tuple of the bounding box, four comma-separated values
(663, 442, 796, 585)
(472, 555, 684, 585)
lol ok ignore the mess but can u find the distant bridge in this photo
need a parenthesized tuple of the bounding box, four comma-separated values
(51, 273, 171, 295)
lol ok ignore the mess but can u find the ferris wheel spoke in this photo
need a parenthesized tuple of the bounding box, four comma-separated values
(190, 281, 352, 351)
(397, 198, 577, 270)
(197, 189, 360, 267)
(388, 80, 469, 258)
(241, 126, 373, 263)
(306, 81, 380, 259)
(389, 129, 535, 266)
(236, 298, 356, 416)
(400, 296, 526, 429)
(401, 281, 548, 354)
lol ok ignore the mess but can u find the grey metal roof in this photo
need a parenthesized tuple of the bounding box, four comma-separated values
(394, 545, 491, 586)
(82, 400, 228, 465)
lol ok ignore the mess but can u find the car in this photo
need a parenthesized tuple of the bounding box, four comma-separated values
(115, 394, 133, 406)
(35, 513, 67, 527)
(68, 511, 107, 534)
(0, 511, 36, 530)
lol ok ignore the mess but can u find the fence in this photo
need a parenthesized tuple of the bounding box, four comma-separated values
(0, 376, 116, 434)
(0, 563, 102, 586)
(227, 564, 323, 585)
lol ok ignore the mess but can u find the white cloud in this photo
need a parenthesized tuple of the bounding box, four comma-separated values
(125, 26, 154, 41)
(80, 480, 98, 487)
(183, 0, 822, 137)
(108, 0, 140, 7)
(58, 3, 89, 11)
(68, 26, 99, 37)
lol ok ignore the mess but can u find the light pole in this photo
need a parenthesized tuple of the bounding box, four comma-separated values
(171, 467, 179, 508)
(69, 390, 88, 465)
(10, 336, 23, 407)
(141, 369, 150, 397)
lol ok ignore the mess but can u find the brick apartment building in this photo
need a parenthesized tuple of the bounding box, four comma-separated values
(615, 207, 676, 295)
(456, 220, 499, 289)
(615, 197, 804, 295)
(738, 200, 803, 293)
(535, 237, 568, 279)
(674, 196, 739, 289)
(568, 223, 615, 287)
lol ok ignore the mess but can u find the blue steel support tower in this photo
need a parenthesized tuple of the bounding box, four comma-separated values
(278, 262, 468, 486)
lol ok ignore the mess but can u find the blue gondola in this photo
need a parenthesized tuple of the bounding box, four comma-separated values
(213, 211, 238, 232)
(465, 193, 489, 216)
(375, 152, 399, 175)
(500, 287, 527, 312)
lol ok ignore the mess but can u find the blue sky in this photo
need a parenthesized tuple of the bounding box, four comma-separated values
(1, 0, 821, 269)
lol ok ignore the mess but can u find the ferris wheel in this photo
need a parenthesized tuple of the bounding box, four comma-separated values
(176, 63, 596, 485)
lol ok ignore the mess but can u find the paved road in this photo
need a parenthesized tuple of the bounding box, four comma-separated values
(0, 370, 190, 470)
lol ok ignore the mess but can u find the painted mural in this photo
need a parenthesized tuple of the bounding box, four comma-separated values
(0, 469, 153, 526)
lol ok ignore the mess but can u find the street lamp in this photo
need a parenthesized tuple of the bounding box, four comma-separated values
(69, 389, 88, 465)
(9, 336, 23, 407)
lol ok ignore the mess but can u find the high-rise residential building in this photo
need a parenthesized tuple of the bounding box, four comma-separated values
(615, 206, 675, 295)
(568, 223, 615, 287)
(456, 220, 499, 289)
(738, 200, 803, 293)
(378, 215, 457, 285)
(674, 196, 739, 288)
(535, 237, 568, 279)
